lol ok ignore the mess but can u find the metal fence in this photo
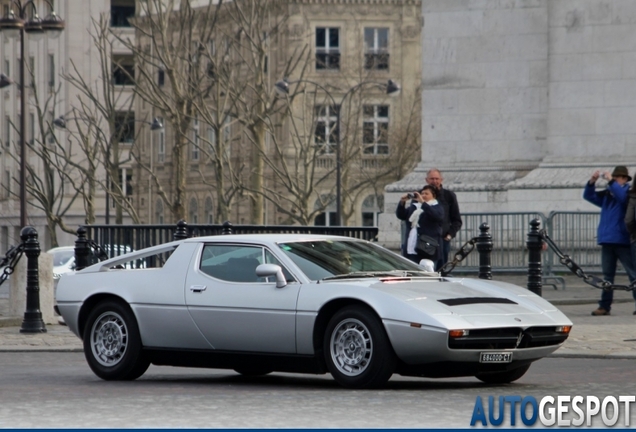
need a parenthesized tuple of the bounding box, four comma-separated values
(450, 211, 609, 275)
(83, 212, 608, 275)
(451, 212, 545, 273)
(83, 222, 379, 259)
(546, 211, 602, 273)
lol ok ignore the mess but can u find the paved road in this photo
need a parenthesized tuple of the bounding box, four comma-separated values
(0, 353, 633, 428)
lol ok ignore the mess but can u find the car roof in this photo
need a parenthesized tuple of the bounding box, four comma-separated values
(47, 246, 75, 253)
(182, 233, 363, 244)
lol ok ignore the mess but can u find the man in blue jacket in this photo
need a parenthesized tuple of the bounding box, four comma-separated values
(584, 166, 636, 315)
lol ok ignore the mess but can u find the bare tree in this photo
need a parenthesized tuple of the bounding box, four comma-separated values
(3, 64, 84, 247)
(116, 0, 223, 223)
(339, 88, 422, 225)
(63, 15, 141, 224)
(221, 0, 308, 224)
(257, 87, 336, 225)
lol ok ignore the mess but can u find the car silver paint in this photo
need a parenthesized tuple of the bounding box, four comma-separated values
(56, 234, 572, 380)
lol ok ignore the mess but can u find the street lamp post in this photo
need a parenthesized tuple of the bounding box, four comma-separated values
(53, 115, 164, 224)
(0, 1, 65, 229)
(275, 78, 400, 226)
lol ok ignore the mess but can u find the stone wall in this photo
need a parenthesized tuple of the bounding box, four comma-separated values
(380, 0, 636, 249)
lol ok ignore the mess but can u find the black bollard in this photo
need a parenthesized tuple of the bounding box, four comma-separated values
(527, 218, 543, 297)
(222, 221, 233, 235)
(174, 219, 188, 241)
(476, 222, 493, 280)
(74, 226, 91, 271)
(20, 227, 46, 334)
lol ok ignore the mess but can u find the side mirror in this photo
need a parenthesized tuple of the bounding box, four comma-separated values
(255, 263, 287, 288)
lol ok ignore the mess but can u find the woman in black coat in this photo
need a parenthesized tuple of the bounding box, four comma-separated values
(396, 185, 444, 267)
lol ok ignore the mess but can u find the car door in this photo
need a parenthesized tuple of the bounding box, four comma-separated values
(185, 243, 300, 353)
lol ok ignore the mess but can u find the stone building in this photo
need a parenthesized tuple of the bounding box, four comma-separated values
(381, 0, 636, 249)
(0, 0, 137, 250)
(132, 0, 422, 227)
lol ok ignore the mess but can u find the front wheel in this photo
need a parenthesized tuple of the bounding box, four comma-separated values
(83, 300, 150, 381)
(324, 305, 397, 389)
(476, 364, 531, 384)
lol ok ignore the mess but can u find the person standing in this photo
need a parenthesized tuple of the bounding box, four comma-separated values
(584, 166, 636, 316)
(425, 169, 462, 270)
(396, 185, 444, 266)
(623, 178, 636, 315)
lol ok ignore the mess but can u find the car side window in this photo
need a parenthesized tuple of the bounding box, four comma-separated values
(199, 245, 264, 282)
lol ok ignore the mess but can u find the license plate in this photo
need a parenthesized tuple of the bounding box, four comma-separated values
(480, 352, 513, 363)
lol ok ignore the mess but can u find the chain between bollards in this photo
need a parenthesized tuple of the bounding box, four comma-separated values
(20, 226, 46, 334)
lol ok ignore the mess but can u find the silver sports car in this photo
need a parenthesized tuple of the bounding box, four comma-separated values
(56, 234, 572, 389)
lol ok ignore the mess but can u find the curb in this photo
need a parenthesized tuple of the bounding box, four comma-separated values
(0, 317, 23, 327)
(0, 346, 82, 353)
(549, 352, 636, 360)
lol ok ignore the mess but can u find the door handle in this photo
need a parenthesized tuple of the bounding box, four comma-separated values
(190, 285, 207, 293)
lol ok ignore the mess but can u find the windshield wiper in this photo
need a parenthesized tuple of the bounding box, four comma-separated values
(322, 270, 432, 281)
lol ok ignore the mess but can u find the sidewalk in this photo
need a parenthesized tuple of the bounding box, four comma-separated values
(0, 273, 634, 357)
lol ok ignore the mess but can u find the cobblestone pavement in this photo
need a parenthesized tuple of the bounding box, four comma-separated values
(1, 273, 635, 357)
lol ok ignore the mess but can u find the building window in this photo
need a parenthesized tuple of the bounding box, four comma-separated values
(314, 194, 337, 226)
(315, 27, 340, 70)
(4, 59, 10, 76)
(155, 199, 164, 224)
(314, 105, 339, 154)
(362, 105, 389, 155)
(29, 56, 34, 87)
(205, 197, 214, 224)
(189, 197, 199, 224)
(223, 116, 231, 144)
(47, 111, 55, 145)
(28, 113, 35, 145)
(191, 117, 200, 161)
(361, 194, 384, 227)
(4, 115, 10, 147)
(4, 170, 11, 197)
(111, 0, 135, 27)
(1, 226, 8, 253)
(118, 168, 133, 201)
(364, 28, 389, 70)
(156, 117, 165, 162)
(113, 54, 134, 86)
(114, 111, 135, 143)
(48, 54, 55, 88)
(157, 68, 164, 86)
(207, 126, 216, 156)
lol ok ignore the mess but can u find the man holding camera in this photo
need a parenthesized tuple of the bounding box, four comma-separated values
(584, 166, 636, 316)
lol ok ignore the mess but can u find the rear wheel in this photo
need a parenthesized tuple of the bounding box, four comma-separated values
(324, 305, 397, 389)
(476, 364, 531, 384)
(83, 300, 150, 381)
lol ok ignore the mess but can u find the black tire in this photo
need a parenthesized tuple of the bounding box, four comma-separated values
(324, 305, 397, 389)
(83, 300, 150, 381)
(233, 368, 273, 377)
(476, 364, 531, 384)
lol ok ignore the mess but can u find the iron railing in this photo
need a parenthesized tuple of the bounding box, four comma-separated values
(82, 212, 609, 276)
(82, 222, 379, 258)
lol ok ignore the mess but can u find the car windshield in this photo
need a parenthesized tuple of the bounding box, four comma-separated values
(51, 250, 74, 267)
(277, 240, 427, 281)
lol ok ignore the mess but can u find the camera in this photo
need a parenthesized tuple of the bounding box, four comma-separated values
(407, 193, 414, 199)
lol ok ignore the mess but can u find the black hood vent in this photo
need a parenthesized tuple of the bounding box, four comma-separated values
(438, 297, 518, 306)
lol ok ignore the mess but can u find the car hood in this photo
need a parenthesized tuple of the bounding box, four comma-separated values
(360, 276, 571, 329)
